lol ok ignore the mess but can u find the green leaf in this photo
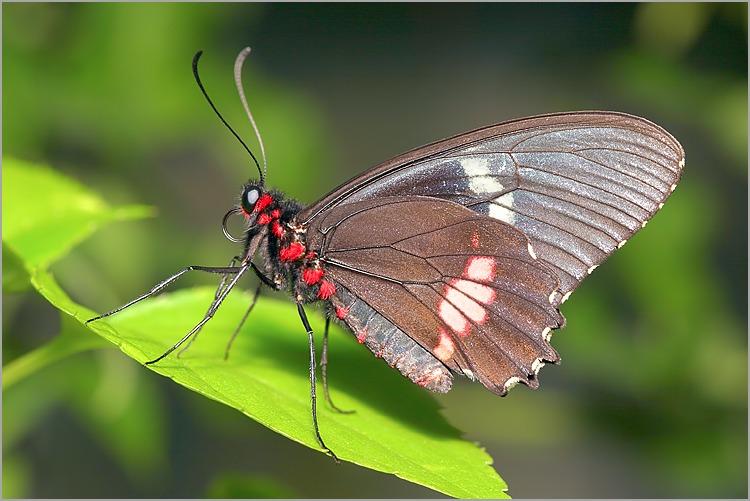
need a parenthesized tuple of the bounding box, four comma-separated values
(2, 453, 31, 498)
(2, 313, 109, 390)
(2, 157, 152, 385)
(84, 287, 507, 498)
(3, 158, 507, 497)
(2, 156, 152, 270)
(2, 242, 30, 292)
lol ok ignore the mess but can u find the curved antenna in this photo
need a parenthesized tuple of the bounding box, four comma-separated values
(234, 47, 267, 185)
(191, 50, 263, 183)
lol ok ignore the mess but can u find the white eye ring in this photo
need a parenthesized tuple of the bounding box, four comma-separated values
(245, 188, 260, 206)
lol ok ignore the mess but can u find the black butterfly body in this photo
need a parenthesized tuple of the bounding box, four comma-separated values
(88, 51, 684, 462)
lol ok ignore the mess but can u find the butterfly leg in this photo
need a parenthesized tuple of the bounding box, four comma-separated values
(144, 264, 251, 365)
(85, 264, 246, 324)
(173, 257, 272, 358)
(296, 301, 340, 463)
(222, 283, 263, 360)
(321, 316, 354, 414)
(178, 256, 243, 357)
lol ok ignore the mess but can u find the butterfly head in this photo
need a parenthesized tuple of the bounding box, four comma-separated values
(221, 182, 273, 244)
(225, 181, 306, 256)
(240, 183, 272, 218)
(239, 182, 292, 235)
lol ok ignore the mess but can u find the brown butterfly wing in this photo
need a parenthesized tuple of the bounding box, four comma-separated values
(306, 196, 564, 394)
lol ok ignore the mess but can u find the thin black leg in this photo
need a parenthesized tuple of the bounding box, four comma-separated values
(321, 316, 354, 414)
(145, 264, 251, 365)
(296, 302, 340, 463)
(86, 264, 245, 324)
(178, 256, 242, 357)
(224, 282, 263, 360)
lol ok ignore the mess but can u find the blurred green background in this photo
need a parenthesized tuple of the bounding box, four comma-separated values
(3, 3, 747, 498)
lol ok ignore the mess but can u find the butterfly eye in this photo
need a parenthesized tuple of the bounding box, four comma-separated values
(242, 187, 261, 214)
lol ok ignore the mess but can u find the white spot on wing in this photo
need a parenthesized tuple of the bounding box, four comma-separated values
(618, 239, 628, 249)
(465, 256, 496, 282)
(437, 256, 498, 340)
(504, 376, 521, 391)
(461, 157, 504, 194)
(452, 279, 495, 306)
(527, 242, 537, 260)
(489, 193, 516, 224)
(641, 220, 648, 228)
(561, 291, 573, 304)
(587, 264, 598, 275)
(438, 300, 469, 335)
(532, 358, 546, 375)
(542, 326, 552, 342)
(445, 282, 490, 324)
(434, 329, 455, 362)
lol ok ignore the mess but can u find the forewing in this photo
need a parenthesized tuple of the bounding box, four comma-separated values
(307, 197, 564, 394)
(299, 111, 685, 299)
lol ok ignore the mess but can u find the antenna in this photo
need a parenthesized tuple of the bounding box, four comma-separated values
(191, 50, 264, 183)
(234, 47, 268, 185)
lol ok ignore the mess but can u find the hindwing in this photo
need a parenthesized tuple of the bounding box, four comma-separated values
(307, 197, 564, 394)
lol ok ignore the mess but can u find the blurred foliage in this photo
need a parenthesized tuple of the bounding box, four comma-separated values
(205, 473, 300, 498)
(3, 3, 747, 498)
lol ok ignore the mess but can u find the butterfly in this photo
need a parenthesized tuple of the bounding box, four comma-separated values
(88, 48, 685, 462)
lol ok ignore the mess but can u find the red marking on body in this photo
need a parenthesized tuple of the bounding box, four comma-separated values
(279, 242, 305, 262)
(317, 279, 336, 300)
(254, 193, 273, 212)
(471, 231, 480, 249)
(303, 267, 324, 285)
(305, 252, 315, 259)
(356, 327, 367, 343)
(335, 306, 349, 320)
(271, 209, 281, 218)
(433, 328, 455, 362)
(257, 213, 272, 225)
(271, 220, 284, 237)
